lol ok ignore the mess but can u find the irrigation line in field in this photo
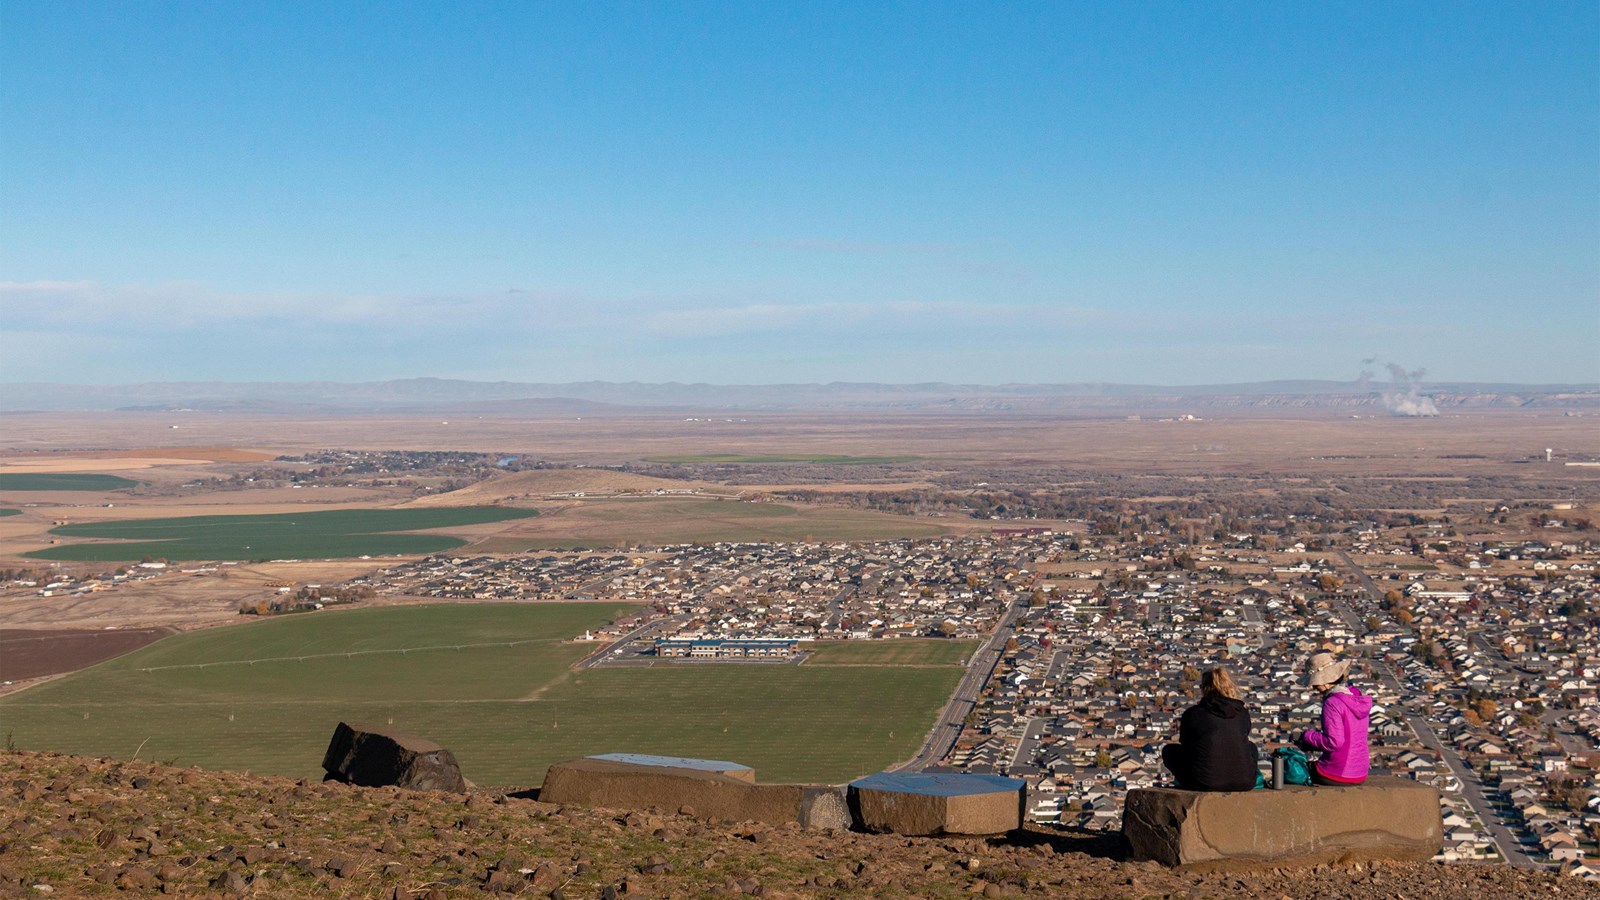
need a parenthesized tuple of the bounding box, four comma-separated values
(134, 638, 566, 672)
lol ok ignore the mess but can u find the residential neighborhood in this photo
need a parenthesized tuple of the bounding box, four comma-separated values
(343, 511, 1600, 878)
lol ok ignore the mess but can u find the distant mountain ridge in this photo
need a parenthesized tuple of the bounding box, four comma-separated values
(2, 377, 1596, 413)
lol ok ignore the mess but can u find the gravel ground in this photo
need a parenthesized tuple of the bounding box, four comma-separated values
(0, 750, 1594, 899)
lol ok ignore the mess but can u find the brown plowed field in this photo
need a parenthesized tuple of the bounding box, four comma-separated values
(0, 626, 176, 681)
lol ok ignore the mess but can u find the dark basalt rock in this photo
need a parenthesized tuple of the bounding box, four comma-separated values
(321, 722, 466, 793)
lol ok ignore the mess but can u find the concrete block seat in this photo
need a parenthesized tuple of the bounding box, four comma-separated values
(538, 753, 848, 830)
(1122, 777, 1443, 868)
(848, 771, 1026, 836)
(589, 752, 756, 782)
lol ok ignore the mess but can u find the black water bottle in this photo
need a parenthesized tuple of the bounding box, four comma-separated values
(1271, 755, 1285, 790)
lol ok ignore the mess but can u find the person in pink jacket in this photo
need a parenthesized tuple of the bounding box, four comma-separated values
(1296, 651, 1371, 785)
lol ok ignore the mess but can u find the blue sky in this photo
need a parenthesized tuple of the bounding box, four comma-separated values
(3, 1, 1596, 385)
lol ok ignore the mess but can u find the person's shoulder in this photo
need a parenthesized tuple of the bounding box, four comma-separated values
(1327, 687, 1366, 708)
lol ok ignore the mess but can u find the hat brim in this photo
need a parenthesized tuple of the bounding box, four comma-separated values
(1306, 659, 1351, 687)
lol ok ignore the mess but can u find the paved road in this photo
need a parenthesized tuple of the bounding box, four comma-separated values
(822, 566, 883, 630)
(1009, 716, 1046, 772)
(574, 613, 687, 669)
(1385, 676, 1538, 867)
(1540, 709, 1595, 758)
(1240, 603, 1270, 649)
(1000, 649, 1068, 772)
(1044, 648, 1068, 685)
(1331, 552, 1538, 868)
(1329, 552, 1380, 631)
(568, 558, 656, 599)
(821, 585, 854, 629)
(1465, 629, 1596, 760)
(893, 595, 1024, 772)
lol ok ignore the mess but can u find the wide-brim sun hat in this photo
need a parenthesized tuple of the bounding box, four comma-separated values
(1304, 651, 1351, 687)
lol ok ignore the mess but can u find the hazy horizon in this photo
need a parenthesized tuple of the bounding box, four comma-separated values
(5, 373, 1599, 389)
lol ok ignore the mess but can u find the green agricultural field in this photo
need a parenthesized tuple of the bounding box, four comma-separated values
(804, 638, 976, 667)
(645, 454, 919, 464)
(508, 497, 948, 547)
(0, 472, 140, 491)
(25, 506, 540, 562)
(0, 604, 965, 786)
(0, 508, 20, 517)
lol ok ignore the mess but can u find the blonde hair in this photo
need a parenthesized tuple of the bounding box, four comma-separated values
(1200, 667, 1240, 700)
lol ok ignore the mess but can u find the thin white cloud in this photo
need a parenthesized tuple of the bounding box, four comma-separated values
(9, 279, 1521, 385)
(2, 281, 1133, 339)
(0, 280, 579, 332)
(638, 299, 1111, 338)
(758, 238, 962, 256)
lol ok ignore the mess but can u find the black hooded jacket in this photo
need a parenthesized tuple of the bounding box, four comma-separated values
(1172, 695, 1259, 791)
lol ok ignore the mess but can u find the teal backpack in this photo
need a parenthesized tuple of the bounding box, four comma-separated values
(1273, 746, 1314, 785)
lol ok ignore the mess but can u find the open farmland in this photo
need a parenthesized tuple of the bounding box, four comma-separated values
(645, 454, 921, 464)
(0, 472, 140, 491)
(0, 604, 966, 786)
(471, 496, 952, 551)
(804, 638, 975, 667)
(6, 409, 1594, 478)
(25, 507, 540, 562)
(0, 627, 177, 681)
(405, 468, 735, 505)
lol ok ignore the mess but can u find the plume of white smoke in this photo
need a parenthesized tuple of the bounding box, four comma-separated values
(1357, 357, 1377, 391)
(1357, 359, 1439, 416)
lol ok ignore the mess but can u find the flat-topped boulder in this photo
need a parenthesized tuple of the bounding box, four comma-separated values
(848, 771, 1026, 836)
(538, 754, 848, 830)
(586, 752, 756, 783)
(1123, 777, 1443, 868)
(321, 722, 467, 792)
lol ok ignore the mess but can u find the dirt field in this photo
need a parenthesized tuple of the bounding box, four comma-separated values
(403, 468, 735, 505)
(0, 626, 177, 681)
(2, 409, 1595, 476)
(0, 457, 212, 474)
(0, 560, 384, 632)
(0, 408, 1592, 642)
(7, 490, 404, 519)
(0, 446, 278, 473)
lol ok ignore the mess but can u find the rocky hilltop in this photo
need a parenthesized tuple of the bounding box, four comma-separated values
(2, 751, 1593, 899)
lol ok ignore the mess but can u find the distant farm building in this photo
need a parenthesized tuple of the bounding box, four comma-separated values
(654, 638, 801, 659)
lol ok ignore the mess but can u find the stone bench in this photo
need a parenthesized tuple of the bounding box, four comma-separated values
(1122, 777, 1443, 868)
(538, 754, 848, 830)
(848, 771, 1026, 836)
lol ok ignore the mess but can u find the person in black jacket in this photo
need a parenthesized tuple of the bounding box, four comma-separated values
(1160, 667, 1259, 791)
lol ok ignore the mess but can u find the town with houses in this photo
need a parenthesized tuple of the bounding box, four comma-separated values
(17, 502, 1594, 879)
(344, 505, 1600, 879)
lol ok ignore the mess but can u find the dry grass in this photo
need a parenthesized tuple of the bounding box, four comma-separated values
(1, 410, 1592, 633)
(0, 446, 277, 473)
(0, 751, 1579, 899)
(0, 560, 391, 632)
(2, 410, 1595, 477)
(465, 496, 957, 549)
(404, 468, 733, 506)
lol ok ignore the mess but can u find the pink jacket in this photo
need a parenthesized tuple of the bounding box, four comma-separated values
(1299, 686, 1372, 783)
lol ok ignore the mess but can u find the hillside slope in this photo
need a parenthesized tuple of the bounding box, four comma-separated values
(1, 751, 1592, 898)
